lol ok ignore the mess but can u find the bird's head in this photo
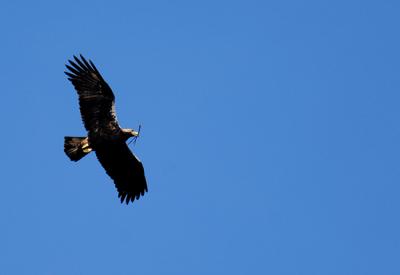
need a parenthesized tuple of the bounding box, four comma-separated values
(122, 128, 139, 138)
(123, 126, 142, 145)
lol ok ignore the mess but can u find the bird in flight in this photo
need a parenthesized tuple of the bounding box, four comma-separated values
(63, 55, 147, 204)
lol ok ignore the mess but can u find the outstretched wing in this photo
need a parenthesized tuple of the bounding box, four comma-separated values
(65, 55, 120, 135)
(95, 142, 148, 204)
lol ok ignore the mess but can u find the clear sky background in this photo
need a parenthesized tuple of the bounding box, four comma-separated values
(0, 0, 399, 274)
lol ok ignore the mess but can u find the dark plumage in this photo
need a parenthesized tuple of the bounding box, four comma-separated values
(64, 55, 147, 204)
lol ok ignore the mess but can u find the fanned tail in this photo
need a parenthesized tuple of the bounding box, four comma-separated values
(64, 136, 91, 161)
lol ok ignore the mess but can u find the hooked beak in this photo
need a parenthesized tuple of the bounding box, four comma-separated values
(127, 125, 142, 146)
(131, 130, 139, 137)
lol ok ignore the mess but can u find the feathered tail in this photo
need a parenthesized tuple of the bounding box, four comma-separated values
(64, 136, 91, 161)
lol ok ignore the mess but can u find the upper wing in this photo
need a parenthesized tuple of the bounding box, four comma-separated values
(65, 55, 120, 135)
(95, 141, 148, 204)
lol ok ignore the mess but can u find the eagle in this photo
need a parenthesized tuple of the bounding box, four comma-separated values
(63, 55, 147, 204)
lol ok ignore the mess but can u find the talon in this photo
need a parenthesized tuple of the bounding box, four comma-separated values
(81, 138, 92, 153)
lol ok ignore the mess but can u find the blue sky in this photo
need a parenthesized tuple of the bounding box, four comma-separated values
(0, 0, 399, 274)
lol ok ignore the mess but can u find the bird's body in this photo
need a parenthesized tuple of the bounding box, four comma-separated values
(64, 55, 147, 204)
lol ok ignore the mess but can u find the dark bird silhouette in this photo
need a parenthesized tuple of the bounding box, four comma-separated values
(64, 55, 147, 204)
